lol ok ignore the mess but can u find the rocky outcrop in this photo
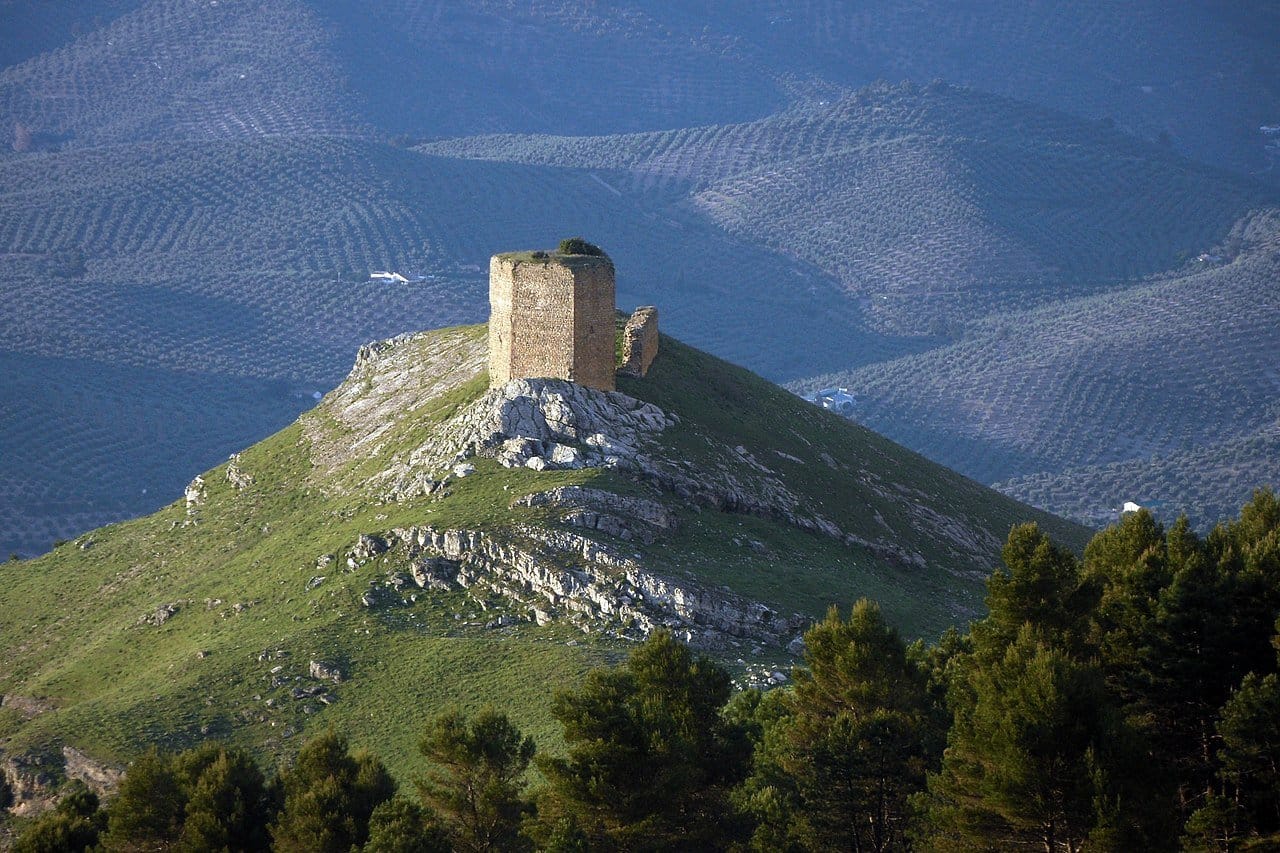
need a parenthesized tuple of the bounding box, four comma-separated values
(0, 746, 122, 816)
(353, 524, 805, 651)
(226, 453, 253, 490)
(513, 486, 677, 544)
(138, 601, 182, 626)
(62, 746, 122, 798)
(373, 378, 676, 500)
(309, 660, 344, 683)
(184, 476, 206, 510)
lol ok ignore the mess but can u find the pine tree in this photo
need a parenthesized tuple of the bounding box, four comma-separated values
(365, 796, 452, 853)
(920, 626, 1144, 852)
(537, 630, 751, 851)
(415, 708, 534, 853)
(270, 730, 395, 852)
(101, 747, 185, 850)
(176, 747, 273, 851)
(740, 600, 940, 851)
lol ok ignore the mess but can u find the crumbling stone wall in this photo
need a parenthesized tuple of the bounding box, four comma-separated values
(488, 253, 616, 391)
(619, 306, 659, 377)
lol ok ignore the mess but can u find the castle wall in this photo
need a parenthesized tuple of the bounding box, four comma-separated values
(571, 265, 619, 390)
(619, 306, 659, 377)
(488, 254, 616, 391)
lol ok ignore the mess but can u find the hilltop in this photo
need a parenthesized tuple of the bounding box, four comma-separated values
(5, 82, 1278, 554)
(0, 323, 1086, 797)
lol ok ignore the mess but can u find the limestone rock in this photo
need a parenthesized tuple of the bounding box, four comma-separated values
(226, 453, 253, 490)
(184, 476, 205, 516)
(351, 534, 388, 562)
(309, 660, 344, 683)
(138, 602, 180, 626)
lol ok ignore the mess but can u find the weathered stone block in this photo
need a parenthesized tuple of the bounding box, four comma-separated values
(619, 306, 659, 377)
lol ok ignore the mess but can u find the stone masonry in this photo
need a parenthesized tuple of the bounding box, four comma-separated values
(619, 306, 659, 377)
(488, 252, 616, 391)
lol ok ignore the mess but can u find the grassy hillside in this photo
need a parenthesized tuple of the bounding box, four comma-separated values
(0, 324, 1087, 787)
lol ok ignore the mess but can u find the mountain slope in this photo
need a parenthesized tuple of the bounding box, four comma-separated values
(424, 84, 1277, 336)
(806, 210, 1280, 527)
(0, 324, 1087, 789)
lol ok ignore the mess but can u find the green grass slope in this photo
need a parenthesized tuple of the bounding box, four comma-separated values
(0, 324, 1087, 786)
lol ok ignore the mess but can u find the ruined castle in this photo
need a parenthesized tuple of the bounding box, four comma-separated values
(488, 245, 658, 390)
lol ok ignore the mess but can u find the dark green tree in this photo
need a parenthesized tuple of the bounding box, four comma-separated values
(1083, 494, 1280, 830)
(364, 796, 452, 853)
(270, 729, 395, 853)
(101, 747, 186, 850)
(98, 743, 273, 852)
(537, 630, 751, 851)
(1185, 669, 1280, 849)
(415, 708, 534, 853)
(979, 522, 1091, 655)
(919, 626, 1145, 851)
(176, 745, 273, 851)
(739, 600, 941, 851)
(14, 780, 105, 853)
(14, 814, 101, 853)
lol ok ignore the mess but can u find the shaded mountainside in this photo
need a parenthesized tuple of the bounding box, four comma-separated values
(3, 0, 1277, 175)
(0, 324, 1087, 793)
(808, 210, 1280, 529)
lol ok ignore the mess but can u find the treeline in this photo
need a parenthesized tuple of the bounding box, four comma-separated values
(11, 490, 1280, 851)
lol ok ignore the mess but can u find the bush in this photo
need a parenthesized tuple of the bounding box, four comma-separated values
(556, 237, 605, 257)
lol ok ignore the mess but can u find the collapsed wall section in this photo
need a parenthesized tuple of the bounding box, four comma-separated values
(619, 306, 659, 378)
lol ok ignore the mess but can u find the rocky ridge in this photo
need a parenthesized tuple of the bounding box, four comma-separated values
(295, 330, 1017, 649)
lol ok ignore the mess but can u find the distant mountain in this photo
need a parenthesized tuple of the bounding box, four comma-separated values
(4, 1, 1278, 176)
(808, 210, 1280, 528)
(0, 322, 1086, 790)
(424, 83, 1275, 336)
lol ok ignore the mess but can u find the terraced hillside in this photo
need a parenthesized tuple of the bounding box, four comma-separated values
(4, 1, 1277, 175)
(425, 84, 1276, 335)
(0, 323, 1087, 789)
(806, 210, 1280, 528)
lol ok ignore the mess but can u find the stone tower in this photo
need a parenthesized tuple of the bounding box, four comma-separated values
(488, 250, 617, 391)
